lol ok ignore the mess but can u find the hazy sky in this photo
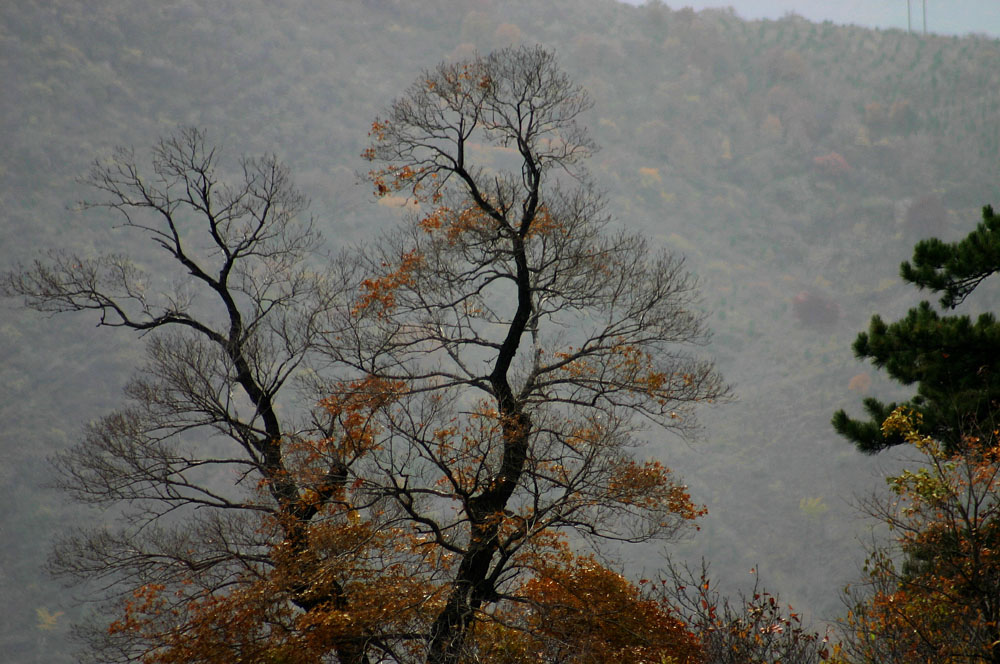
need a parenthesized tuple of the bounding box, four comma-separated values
(623, 1, 1000, 37)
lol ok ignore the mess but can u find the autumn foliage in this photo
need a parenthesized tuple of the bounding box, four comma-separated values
(31, 47, 727, 664)
(472, 551, 701, 664)
(839, 408, 1000, 663)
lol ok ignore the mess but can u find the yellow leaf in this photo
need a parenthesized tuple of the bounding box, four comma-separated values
(36, 607, 64, 631)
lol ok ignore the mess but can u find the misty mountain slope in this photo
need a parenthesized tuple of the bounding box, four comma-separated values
(3, 0, 1000, 659)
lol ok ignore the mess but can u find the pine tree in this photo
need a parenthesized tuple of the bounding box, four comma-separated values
(832, 205, 1000, 453)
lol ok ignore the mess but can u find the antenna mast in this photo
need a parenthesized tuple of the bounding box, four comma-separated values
(906, 0, 928, 35)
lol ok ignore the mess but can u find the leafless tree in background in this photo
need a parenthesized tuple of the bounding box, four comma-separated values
(3, 127, 365, 662)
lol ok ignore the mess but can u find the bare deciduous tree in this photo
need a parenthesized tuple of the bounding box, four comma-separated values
(347, 44, 728, 664)
(4, 127, 363, 663)
(659, 560, 834, 664)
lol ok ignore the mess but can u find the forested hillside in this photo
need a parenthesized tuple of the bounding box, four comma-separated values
(3, 1, 1000, 660)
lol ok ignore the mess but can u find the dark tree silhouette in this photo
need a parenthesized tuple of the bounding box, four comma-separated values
(833, 205, 1000, 453)
(354, 44, 728, 664)
(3, 128, 366, 663)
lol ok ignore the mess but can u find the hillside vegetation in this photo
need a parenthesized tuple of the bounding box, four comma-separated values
(3, 0, 1000, 660)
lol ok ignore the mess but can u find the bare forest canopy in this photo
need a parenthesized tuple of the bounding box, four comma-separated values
(3, 0, 1000, 660)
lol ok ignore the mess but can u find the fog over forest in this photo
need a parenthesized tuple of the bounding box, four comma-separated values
(3, 0, 1000, 661)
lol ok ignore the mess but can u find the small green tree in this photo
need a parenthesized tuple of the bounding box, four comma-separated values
(832, 205, 1000, 453)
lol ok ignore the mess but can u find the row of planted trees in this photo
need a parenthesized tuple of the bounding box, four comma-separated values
(5, 44, 1000, 663)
